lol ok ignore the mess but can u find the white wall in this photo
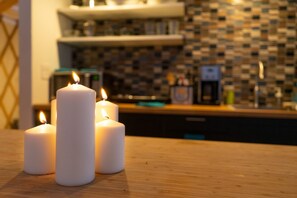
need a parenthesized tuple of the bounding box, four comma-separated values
(19, 0, 71, 128)
(31, 0, 71, 104)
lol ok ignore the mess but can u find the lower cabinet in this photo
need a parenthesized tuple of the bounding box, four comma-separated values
(119, 113, 297, 145)
(33, 105, 297, 145)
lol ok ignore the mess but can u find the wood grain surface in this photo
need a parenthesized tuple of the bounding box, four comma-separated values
(118, 103, 297, 119)
(1, 130, 296, 197)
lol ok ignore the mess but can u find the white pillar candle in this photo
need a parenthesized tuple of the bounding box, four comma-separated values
(96, 88, 118, 122)
(50, 99, 56, 126)
(95, 111, 125, 174)
(56, 72, 96, 186)
(24, 111, 56, 175)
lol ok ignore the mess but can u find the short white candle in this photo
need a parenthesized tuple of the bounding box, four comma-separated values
(96, 88, 118, 122)
(50, 99, 56, 126)
(95, 110, 125, 174)
(24, 111, 56, 175)
(56, 72, 96, 186)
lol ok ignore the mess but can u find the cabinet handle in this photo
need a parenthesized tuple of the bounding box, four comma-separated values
(185, 117, 206, 122)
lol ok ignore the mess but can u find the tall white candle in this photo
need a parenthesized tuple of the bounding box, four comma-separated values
(56, 72, 96, 186)
(50, 99, 56, 126)
(24, 111, 56, 175)
(95, 110, 125, 174)
(96, 88, 118, 122)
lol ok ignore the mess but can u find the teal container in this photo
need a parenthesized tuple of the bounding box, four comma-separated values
(184, 134, 205, 140)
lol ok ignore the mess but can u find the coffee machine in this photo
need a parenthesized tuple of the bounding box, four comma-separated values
(197, 65, 221, 105)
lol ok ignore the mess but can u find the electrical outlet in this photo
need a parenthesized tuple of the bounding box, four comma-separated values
(40, 63, 52, 80)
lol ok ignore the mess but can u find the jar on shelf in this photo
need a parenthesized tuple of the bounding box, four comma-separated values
(83, 19, 96, 36)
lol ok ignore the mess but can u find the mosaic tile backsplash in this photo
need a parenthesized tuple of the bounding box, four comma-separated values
(72, 0, 297, 105)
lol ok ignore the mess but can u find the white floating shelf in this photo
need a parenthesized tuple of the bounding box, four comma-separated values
(57, 35, 184, 47)
(58, 3, 185, 20)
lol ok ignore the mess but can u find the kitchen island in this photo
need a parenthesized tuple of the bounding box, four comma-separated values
(33, 104, 297, 145)
(34, 103, 297, 119)
(117, 104, 297, 145)
(0, 130, 296, 197)
(118, 103, 297, 119)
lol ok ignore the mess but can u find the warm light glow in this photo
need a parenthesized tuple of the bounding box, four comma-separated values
(67, 82, 71, 87)
(233, 0, 242, 4)
(72, 71, 80, 84)
(259, 61, 264, 80)
(39, 111, 47, 124)
(89, 0, 94, 8)
(101, 109, 109, 119)
(101, 88, 107, 100)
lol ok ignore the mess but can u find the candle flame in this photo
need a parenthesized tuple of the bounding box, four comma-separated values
(101, 88, 107, 100)
(259, 61, 264, 80)
(101, 109, 109, 119)
(72, 71, 80, 84)
(39, 111, 47, 124)
(89, 0, 95, 8)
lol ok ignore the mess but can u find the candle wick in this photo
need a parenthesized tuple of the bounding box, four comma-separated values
(105, 116, 109, 119)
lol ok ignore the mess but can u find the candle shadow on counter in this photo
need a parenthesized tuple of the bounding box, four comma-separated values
(0, 171, 130, 197)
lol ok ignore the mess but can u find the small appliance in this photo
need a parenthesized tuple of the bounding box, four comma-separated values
(49, 70, 102, 101)
(197, 65, 221, 105)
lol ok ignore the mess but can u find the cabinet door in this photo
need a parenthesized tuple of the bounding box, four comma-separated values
(119, 113, 164, 137)
(120, 113, 297, 145)
(163, 115, 209, 139)
(224, 117, 297, 145)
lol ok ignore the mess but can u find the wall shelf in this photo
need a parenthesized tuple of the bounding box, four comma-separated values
(57, 3, 185, 20)
(58, 35, 184, 47)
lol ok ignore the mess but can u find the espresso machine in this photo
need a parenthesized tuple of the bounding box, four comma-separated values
(197, 65, 221, 105)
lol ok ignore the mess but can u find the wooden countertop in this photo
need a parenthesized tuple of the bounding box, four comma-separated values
(34, 103, 297, 119)
(118, 103, 297, 119)
(1, 130, 297, 197)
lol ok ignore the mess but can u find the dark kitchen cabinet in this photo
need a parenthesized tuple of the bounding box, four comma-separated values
(33, 105, 297, 145)
(120, 113, 165, 138)
(119, 113, 297, 145)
